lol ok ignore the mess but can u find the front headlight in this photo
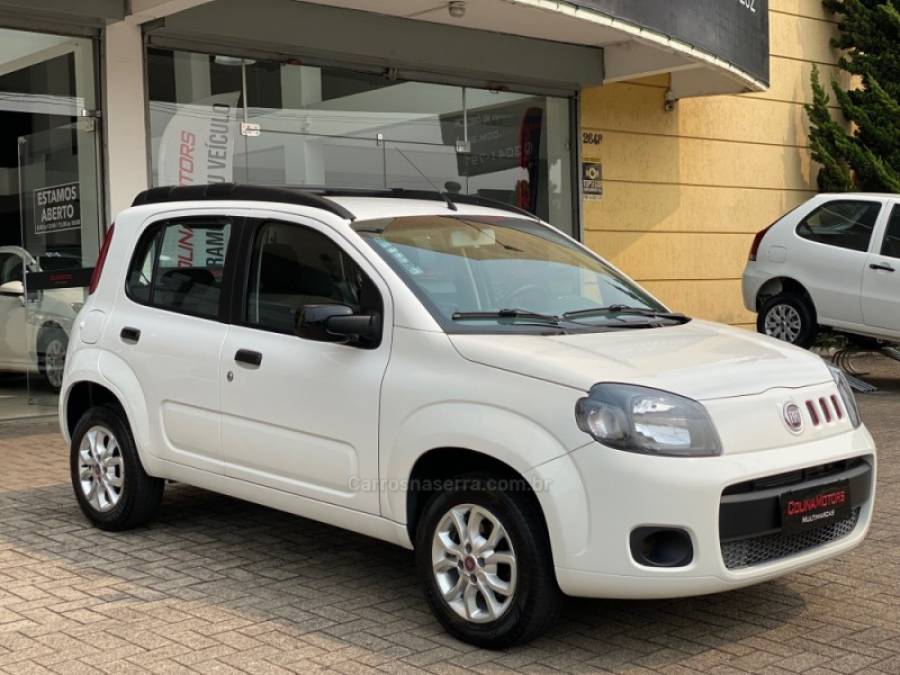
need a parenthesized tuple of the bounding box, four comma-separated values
(829, 365, 862, 428)
(575, 383, 722, 457)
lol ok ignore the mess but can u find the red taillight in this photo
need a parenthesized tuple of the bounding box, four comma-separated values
(748, 223, 775, 261)
(89, 223, 115, 295)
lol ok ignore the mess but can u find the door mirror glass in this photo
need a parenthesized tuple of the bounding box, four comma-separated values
(0, 280, 25, 296)
(296, 304, 381, 347)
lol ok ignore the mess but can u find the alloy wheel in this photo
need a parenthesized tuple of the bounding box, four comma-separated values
(764, 303, 803, 343)
(77, 426, 124, 512)
(44, 338, 66, 389)
(431, 503, 517, 623)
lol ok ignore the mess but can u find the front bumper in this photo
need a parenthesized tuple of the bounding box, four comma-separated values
(528, 425, 876, 599)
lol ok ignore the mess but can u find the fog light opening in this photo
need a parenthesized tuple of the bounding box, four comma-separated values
(630, 527, 694, 568)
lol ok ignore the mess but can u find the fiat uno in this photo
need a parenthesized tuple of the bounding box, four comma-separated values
(61, 184, 876, 647)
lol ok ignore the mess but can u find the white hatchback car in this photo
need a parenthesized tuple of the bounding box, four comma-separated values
(743, 193, 900, 348)
(62, 185, 876, 647)
(0, 246, 83, 390)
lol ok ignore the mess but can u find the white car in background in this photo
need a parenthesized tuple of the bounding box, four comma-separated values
(0, 246, 83, 390)
(743, 193, 900, 348)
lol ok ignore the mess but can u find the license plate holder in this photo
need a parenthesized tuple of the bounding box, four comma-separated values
(781, 480, 851, 535)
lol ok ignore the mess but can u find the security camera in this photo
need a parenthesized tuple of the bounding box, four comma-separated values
(448, 1, 466, 18)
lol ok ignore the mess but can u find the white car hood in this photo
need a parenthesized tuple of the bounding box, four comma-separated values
(449, 320, 832, 400)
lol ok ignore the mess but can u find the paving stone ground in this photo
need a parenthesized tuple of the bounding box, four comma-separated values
(0, 355, 898, 674)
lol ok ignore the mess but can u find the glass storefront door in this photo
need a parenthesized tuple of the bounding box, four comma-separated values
(0, 28, 101, 419)
(147, 49, 575, 236)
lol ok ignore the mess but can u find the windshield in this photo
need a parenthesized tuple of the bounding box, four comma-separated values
(353, 215, 668, 332)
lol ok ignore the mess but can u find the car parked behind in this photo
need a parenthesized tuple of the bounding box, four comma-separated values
(0, 246, 83, 390)
(743, 193, 900, 348)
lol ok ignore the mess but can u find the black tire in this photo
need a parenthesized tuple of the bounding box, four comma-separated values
(415, 473, 561, 648)
(37, 325, 68, 392)
(70, 405, 164, 531)
(757, 293, 817, 348)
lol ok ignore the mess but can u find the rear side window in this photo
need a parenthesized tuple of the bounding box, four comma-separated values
(881, 205, 900, 259)
(127, 218, 231, 319)
(796, 200, 881, 253)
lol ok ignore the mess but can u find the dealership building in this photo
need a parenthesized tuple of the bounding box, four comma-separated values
(0, 0, 839, 416)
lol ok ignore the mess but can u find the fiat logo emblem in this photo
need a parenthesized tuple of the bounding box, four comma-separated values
(783, 402, 804, 433)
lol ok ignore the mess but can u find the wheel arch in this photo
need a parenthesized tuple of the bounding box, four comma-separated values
(61, 350, 155, 473)
(37, 320, 67, 346)
(756, 276, 817, 318)
(405, 447, 550, 546)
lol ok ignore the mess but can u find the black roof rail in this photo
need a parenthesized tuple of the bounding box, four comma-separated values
(314, 187, 540, 220)
(131, 183, 357, 221)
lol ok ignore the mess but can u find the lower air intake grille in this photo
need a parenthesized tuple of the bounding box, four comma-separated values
(721, 508, 860, 570)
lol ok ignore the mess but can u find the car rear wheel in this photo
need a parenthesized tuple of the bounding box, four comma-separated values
(70, 405, 164, 531)
(415, 474, 561, 648)
(758, 293, 817, 348)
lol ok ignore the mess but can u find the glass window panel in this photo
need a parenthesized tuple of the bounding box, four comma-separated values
(148, 48, 575, 235)
(246, 220, 382, 334)
(127, 219, 231, 319)
(796, 201, 881, 253)
(881, 205, 900, 259)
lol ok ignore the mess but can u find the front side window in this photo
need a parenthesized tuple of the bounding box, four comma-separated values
(881, 205, 900, 259)
(796, 200, 882, 253)
(126, 218, 231, 319)
(353, 215, 665, 333)
(0, 253, 24, 285)
(245, 221, 382, 335)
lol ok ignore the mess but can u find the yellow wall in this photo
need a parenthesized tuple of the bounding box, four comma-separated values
(580, 1, 847, 328)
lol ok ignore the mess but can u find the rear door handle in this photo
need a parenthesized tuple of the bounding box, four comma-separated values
(870, 263, 896, 272)
(120, 327, 141, 343)
(234, 349, 263, 366)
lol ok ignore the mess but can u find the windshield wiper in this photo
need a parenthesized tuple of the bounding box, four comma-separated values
(563, 305, 690, 324)
(452, 308, 561, 325)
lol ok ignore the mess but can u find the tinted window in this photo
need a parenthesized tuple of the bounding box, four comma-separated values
(881, 205, 900, 259)
(246, 221, 382, 335)
(127, 219, 231, 319)
(796, 201, 881, 252)
(0, 253, 23, 285)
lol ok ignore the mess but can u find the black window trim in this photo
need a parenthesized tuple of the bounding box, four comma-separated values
(233, 216, 386, 340)
(880, 202, 900, 259)
(124, 214, 243, 323)
(794, 199, 884, 254)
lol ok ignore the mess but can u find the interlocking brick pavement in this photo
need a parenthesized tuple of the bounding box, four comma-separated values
(0, 356, 898, 674)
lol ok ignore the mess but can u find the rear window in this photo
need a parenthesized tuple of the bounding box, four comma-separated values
(126, 218, 231, 320)
(796, 200, 881, 253)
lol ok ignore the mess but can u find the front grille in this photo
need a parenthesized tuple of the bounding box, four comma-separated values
(721, 507, 860, 570)
(722, 457, 866, 496)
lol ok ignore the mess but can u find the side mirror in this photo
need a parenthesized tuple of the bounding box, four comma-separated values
(0, 280, 24, 297)
(296, 304, 382, 347)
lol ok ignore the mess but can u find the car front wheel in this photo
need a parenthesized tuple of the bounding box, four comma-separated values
(758, 293, 817, 348)
(415, 474, 561, 648)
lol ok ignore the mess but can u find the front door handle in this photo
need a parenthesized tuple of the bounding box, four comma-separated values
(234, 349, 263, 366)
(120, 327, 141, 343)
(870, 263, 896, 272)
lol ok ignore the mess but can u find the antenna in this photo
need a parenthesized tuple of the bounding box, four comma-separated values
(393, 146, 458, 212)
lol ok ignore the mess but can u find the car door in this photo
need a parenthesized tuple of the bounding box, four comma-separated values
(792, 198, 883, 327)
(219, 215, 391, 515)
(861, 202, 900, 334)
(105, 213, 238, 474)
(0, 250, 28, 369)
